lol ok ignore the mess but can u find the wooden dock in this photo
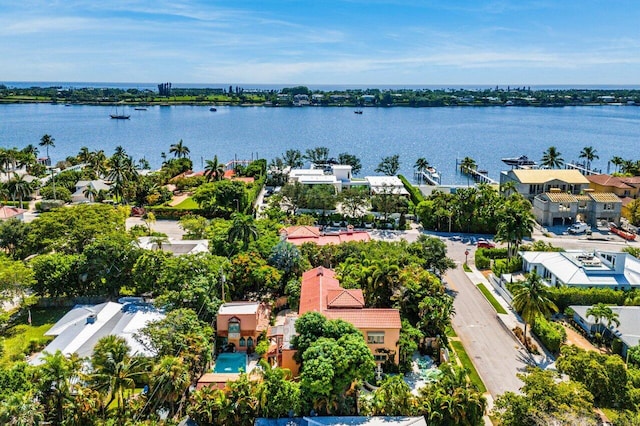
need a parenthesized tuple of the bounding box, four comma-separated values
(456, 159, 497, 184)
(414, 169, 441, 185)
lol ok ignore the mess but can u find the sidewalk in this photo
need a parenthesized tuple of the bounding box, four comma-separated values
(464, 265, 556, 371)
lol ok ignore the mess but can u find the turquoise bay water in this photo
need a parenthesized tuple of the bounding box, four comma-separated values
(2, 103, 639, 184)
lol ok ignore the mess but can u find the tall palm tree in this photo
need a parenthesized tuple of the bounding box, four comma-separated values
(459, 156, 476, 172)
(36, 351, 83, 424)
(511, 271, 558, 352)
(540, 146, 564, 169)
(169, 139, 190, 159)
(83, 185, 98, 202)
(579, 146, 599, 171)
(227, 212, 259, 250)
(88, 150, 108, 178)
(39, 134, 55, 164)
(204, 155, 225, 182)
(77, 146, 91, 164)
(586, 303, 620, 339)
(8, 173, 33, 206)
(90, 335, 146, 418)
(107, 148, 137, 203)
(495, 197, 536, 258)
(149, 355, 191, 419)
(610, 156, 624, 173)
(414, 157, 429, 181)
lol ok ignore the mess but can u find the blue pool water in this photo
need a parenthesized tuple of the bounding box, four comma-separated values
(213, 352, 247, 373)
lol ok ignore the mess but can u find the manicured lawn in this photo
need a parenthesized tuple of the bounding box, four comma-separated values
(172, 197, 199, 209)
(0, 307, 68, 366)
(477, 283, 508, 315)
(450, 340, 487, 393)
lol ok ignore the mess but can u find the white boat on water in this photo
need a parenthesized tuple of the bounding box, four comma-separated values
(502, 155, 536, 166)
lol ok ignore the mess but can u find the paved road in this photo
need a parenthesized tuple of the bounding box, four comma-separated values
(443, 240, 532, 398)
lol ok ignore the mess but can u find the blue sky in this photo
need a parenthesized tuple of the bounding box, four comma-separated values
(1, 0, 639, 85)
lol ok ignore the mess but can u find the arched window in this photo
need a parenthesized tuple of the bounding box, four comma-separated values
(247, 337, 254, 347)
(228, 318, 240, 334)
(239, 337, 246, 347)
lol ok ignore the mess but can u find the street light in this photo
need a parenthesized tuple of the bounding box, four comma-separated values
(233, 198, 239, 212)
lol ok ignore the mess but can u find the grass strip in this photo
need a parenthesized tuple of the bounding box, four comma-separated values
(462, 263, 471, 272)
(445, 325, 457, 338)
(172, 197, 199, 209)
(450, 340, 487, 393)
(477, 283, 508, 315)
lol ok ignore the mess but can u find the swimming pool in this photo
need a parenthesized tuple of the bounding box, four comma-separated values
(213, 353, 248, 373)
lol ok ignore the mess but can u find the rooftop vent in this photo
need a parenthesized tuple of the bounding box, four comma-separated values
(86, 313, 97, 324)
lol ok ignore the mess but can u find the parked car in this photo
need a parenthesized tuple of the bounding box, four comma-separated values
(567, 222, 590, 235)
(450, 235, 462, 241)
(477, 240, 495, 249)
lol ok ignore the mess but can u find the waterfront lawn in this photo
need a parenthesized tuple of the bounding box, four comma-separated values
(477, 283, 508, 315)
(1, 307, 67, 366)
(450, 340, 487, 393)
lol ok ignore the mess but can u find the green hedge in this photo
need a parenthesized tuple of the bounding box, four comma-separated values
(492, 256, 522, 275)
(2, 201, 29, 209)
(475, 250, 491, 270)
(398, 175, 424, 205)
(480, 247, 509, 259)
(532, 316, 566, 353)
(548, 287, 636, 312)
(146, 206, 210, 220)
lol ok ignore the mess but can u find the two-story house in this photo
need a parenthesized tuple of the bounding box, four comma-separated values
(216, 302, 270, 353)
(499, 169, 590, 201)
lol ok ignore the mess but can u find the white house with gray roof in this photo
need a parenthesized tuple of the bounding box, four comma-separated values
(31, 300, 164, 365)
(521, 250, 640, 290)
(570, 305, 640, 359)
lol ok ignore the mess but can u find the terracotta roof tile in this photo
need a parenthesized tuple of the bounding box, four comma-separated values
(588, 174, 633, 189)
(324, 309, 401, 329)
(588, 192, 622, 203)
(326, 289, 365, 308)
(0, 206, 27, 219)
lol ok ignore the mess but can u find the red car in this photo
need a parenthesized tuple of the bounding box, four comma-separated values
(477, 240, 495, 249)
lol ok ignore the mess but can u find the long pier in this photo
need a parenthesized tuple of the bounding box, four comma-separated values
(456, 159, 498, 184)
(414, 169, 441, 185)
(564, 162, 601, 176)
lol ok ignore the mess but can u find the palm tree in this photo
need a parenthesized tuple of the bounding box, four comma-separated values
(149, 355, 191, 419)
(540, 146, 564, 169)
(586, 303, 620, 341)
(88, 150, 108, 178)
(90, 335, 146, 418)
(579, 146, 599, 171)
(39, 134, 55, 164)
(610, 156, 624, 173)
(495, 197, 536, 258)
(204, 155, 225, 182)
(77, 146, 91, 164)
(511, 271, 558, 352)
(227, 212, 259, 250)
(36, 351, 83, 424)
(459, 156, 476, 173)
(107, 148, 137, 203)
(169, 139, 190, 159)
(414, 157, 429, 181)
(83, 185, 98, 202)
(7, 173, 33, 206)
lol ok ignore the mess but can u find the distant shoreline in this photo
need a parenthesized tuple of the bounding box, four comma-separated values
(2, 84, 639, 108)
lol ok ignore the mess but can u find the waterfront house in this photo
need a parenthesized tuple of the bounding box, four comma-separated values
(30, 299, 164, 365)
(216, 301, 271, 353)
(499, 169, 590, 201)
(587, 174, 640, 218)
(532, 188, 621, 227)
(520, 250, 640, 290)
(570, 305, 640, 359)
(365, 176, 409, 196)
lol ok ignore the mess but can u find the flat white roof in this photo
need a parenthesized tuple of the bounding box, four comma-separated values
(218, 302, 261, 315)
(365, 176, 408, 195)
(289, 169, 325, 177)
(296, 175, 339, 184)
(521, 250, 640, 287)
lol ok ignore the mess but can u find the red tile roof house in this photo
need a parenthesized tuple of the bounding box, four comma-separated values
(280, 225, 370, 246)
(0, 206, 27, 221)
(270, 267, 401, 374)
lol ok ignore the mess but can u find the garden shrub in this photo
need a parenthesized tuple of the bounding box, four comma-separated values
(475, 249, 491, 270)
(549, 287, 633, 312)
(492, 256, 522, 275)
(532, 317, 566, 353)
(398, 174, 424, 204)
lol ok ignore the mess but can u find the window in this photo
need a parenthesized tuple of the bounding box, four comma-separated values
(247, 337, 254, 347)
(239, 337, 246, 347)
(374, 354, 388, 362)
(228, 319, 240, 334)
(367, 332, 385, 344)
